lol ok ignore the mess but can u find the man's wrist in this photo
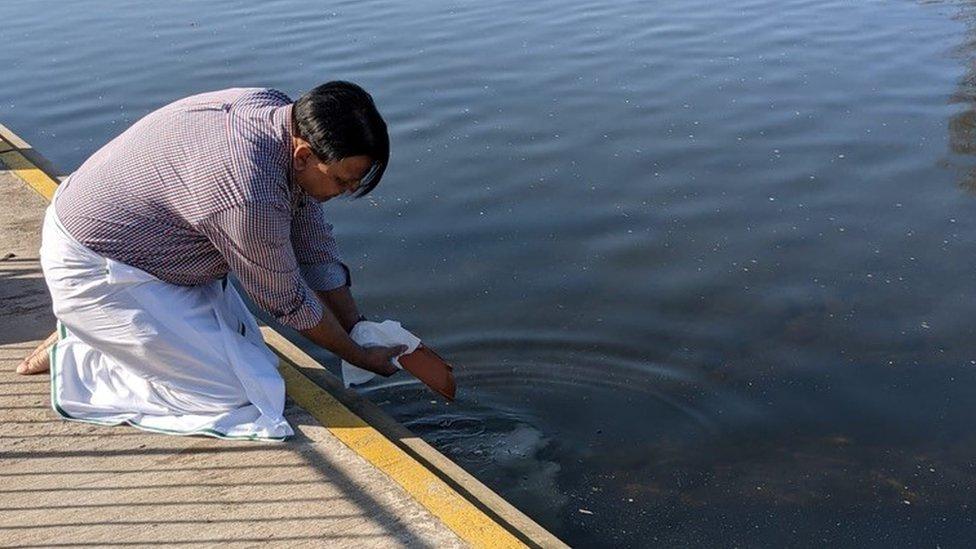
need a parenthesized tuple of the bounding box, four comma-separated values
(345, 313, 367, 333)
(348, 343, 368, 368)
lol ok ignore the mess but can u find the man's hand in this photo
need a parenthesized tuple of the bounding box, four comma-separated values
(302, 285, 405, 376)
(356, 345, 409, 376)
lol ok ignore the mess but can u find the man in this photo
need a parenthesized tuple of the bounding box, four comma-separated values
(18, 82, 407, 440)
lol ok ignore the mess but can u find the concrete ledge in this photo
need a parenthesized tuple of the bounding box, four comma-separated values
(0, 123, 68, 180)
(0, 122, 31, 149)
(0, 121, 566, 548)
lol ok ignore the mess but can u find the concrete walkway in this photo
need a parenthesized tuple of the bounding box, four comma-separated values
(0, 167, 470, 547)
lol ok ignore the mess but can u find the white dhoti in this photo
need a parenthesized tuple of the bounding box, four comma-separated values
(39, 197, 293, 441)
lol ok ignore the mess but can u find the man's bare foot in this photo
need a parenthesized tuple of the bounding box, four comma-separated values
(16, 331, 57, 375)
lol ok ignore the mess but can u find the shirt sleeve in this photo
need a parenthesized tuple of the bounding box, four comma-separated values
(199, 201, 324, 331)
(291, 196, 351, 291)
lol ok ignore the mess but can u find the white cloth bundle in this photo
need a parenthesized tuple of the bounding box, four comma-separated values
(341, 320, 421, 387)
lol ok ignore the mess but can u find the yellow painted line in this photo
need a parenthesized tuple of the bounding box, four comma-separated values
(3, 134, 538, 548)
(277, 360, 526, 549)
(0, 150, 59, 200)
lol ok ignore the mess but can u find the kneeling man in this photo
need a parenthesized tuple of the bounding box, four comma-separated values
(19, 82, 406, 440)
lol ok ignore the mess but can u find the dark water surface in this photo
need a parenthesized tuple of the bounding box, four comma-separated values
(5, 0, 976, 545)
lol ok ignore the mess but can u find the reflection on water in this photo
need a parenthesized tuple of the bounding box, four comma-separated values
(949, 2, 976, 191)
(5, 0, 976, 545)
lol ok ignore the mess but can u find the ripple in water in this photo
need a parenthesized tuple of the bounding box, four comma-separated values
(360, 331, 761, 533)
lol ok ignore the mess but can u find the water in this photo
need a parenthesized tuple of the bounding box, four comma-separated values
(4, 0, 976, 545)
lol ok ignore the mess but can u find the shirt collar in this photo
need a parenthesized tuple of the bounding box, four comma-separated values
(272, 103, 305, 202)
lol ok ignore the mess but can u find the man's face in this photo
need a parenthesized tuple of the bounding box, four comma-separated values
(292, 143, 372, 202)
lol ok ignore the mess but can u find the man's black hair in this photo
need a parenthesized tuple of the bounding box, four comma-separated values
(293, 81, 389, 197)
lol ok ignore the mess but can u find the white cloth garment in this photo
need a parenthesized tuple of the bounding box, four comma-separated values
(341, 320, 421, 388)
(39, 189, 293, 441)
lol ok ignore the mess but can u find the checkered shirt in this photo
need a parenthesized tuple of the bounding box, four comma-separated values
(54, 88, 348, 330)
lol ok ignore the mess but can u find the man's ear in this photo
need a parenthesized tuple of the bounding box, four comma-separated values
(293, 143, 313, 172)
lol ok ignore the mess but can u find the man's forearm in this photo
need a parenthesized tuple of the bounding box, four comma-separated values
(316, 286, 362, 332)
(298, 305, 365, 365)
(299, 291, 402, 376)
